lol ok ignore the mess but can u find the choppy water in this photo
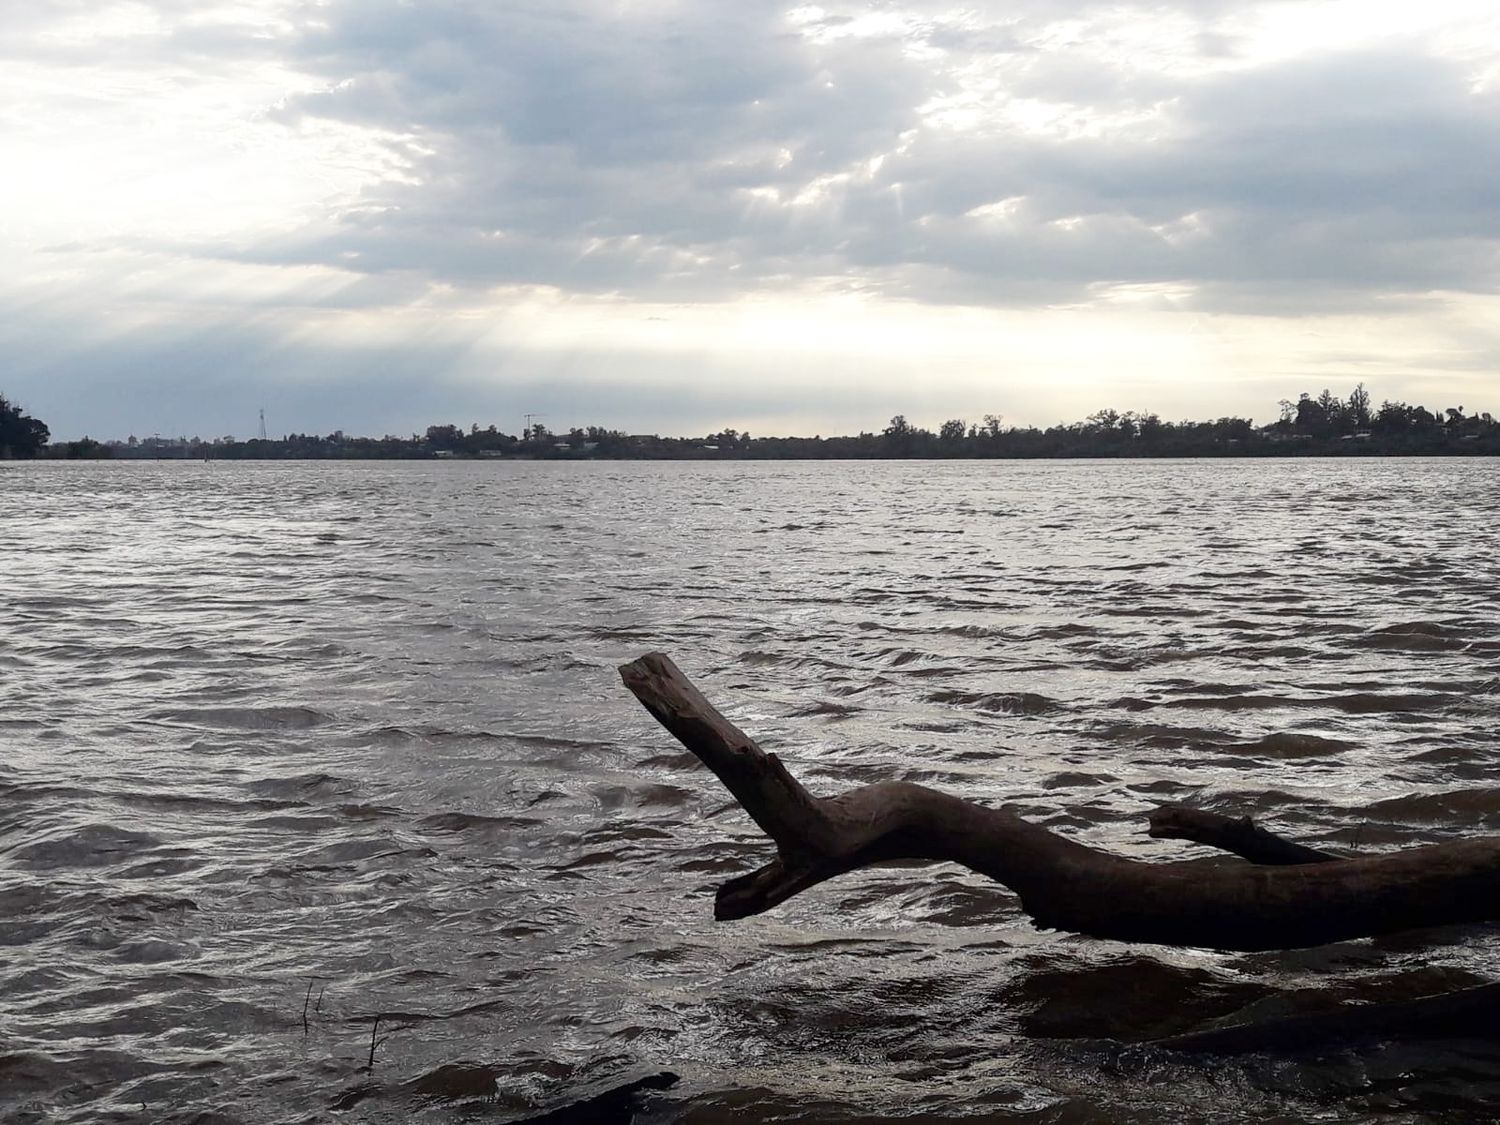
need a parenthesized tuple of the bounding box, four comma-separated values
(2, 458, 1499, 1124)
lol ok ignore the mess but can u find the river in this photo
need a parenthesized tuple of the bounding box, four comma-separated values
(2, 458, 1498, 1123)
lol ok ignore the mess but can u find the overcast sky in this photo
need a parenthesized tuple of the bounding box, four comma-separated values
(3, 0, 1498, 439)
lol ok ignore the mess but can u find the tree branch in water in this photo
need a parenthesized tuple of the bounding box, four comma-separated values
(621, 652, 1500, 953)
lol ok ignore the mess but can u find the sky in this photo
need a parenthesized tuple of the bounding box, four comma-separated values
(3, 0, 1498, 440)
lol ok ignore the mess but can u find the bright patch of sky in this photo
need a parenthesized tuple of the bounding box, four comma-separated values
(3, 0, 1497, 438)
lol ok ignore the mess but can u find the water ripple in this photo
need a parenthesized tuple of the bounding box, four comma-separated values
(1, 457, 1498, 1123)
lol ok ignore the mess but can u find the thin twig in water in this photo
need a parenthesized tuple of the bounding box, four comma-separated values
(368, 1015, 381, 1070)
(302, 980, 315, 1033)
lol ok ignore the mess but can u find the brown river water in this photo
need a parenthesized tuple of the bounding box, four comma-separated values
(2, 458, 1499, 1124)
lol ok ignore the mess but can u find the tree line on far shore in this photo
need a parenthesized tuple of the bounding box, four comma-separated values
(0, 395, 51, 459)
(3, 383, 1498, 461)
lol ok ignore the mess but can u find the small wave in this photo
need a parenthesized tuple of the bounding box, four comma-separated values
(1006, 957, 1269, 1041)
(245, 772, 356, 799)
(921, 882, 1008, 926)
(585, 626, 656, 641)
(786, 699, 863, 718)
(1163, 695, 1293, 711)
(877, 647, 935, 667)
(933, 623, 1014, 640)
(112, 790, 301, 815)
(418, 811, 542, 834)
(1374, 620, 1468, 638)
(1162, 692, 1449, 715)
(1024, 622, 1099, 640)
(1040, 771, 1116, 790)
(737, 649, 813, 668)
(591, 783, 695, 809)
(251, 813, 343, 831)
(1328, 692, 1450, 714)
(6, 823, 163, 869)
(119, 855, 204, 879)
(0, 782, 92, 804)
(1349, 622, 1468, 652)
(1353, 633, 1464, 652)
(111, 939, 199, 964)
(147, 705, 333, 730)
(1363, 787, 1500, 826)
(1097, 721, 1232, 749)
(926, 689, 1061, 715)
(1239, 732, 1355, 757)
(109, 892, 199, 917)
(636, 751, 701, 771)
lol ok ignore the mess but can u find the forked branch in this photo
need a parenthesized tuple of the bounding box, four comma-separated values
(621, 653, 1500, 952)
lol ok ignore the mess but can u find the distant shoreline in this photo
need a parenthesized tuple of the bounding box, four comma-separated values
(34, 445, 1500, 462)
(27, 391, 1500, 460)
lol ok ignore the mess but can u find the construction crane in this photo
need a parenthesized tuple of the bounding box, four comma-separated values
(523, 413, 546, 441)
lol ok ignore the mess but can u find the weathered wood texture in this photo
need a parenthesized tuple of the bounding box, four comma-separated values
(621, 652, 1500, 952)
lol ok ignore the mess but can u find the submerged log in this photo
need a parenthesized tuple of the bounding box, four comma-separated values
(620, 653, 1500, 952)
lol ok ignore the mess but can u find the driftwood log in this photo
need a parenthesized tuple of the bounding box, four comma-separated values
(619, 653, 1500, 953)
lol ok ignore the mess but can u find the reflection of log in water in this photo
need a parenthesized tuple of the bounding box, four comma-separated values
(620, 652, 1500, 1053)
(1155, 984, 1500, 1054)
(1145, 807, 1500, 1052)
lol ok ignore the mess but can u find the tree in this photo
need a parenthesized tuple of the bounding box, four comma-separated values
(1316, 387, 1347, 433)
(1294, 393, 1328, 436)
(424, 423, 463, 450)
(1212, 415, 1253, 441)
(1087, 407, 1121, 432)
(882, 414, 915, 455)
(64, 436, 109, 459)
(1374, 400, 1412, 433)
(938, 418, 967, 443)
(0, 395, 49, 458)
(1346, 382, 1372, 429)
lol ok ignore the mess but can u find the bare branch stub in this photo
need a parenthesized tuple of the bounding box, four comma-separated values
(1147, 804, 1342, 865)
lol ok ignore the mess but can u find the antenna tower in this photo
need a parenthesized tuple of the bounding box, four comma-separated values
(258, 408, 268, 441)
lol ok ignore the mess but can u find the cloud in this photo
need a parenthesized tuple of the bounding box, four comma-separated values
(14, 1, 1499, 315)
(197, 0, 1497, 315)
(4, 0, 1500, 437)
